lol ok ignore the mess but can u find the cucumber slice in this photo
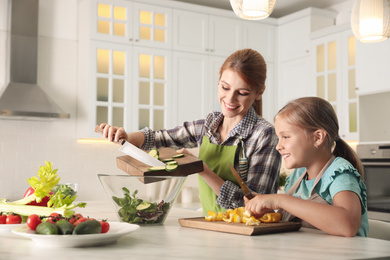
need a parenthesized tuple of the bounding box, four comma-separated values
(165, 164, 178, 172)
(148, 166, 165, 171)
(172, 153, 184, 158)
(166, 160, 178, 166)
(136, 201, 151, 211)
(148, 149, 159, 157)
(162, 158, 174, 163)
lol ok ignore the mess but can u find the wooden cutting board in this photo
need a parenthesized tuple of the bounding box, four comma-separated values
(116, 147, 204, 183)
(178, 217, 302, 236)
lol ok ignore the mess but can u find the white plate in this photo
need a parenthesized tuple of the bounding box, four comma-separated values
(11, 222, 139, 248)
(0, 223, 27, 231)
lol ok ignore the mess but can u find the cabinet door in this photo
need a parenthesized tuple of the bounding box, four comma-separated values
(242, 21, 275, 62)
(91, 0, 172, 49)
(356, 40, 390, 95)
(91, 41, 132, 131)
(209, 16, 242, 56)
(91, 0, 133, 44)
(279, 16, 311, 61)
(132, 47, 172, 132)
(312, 31, 358, 141)
(173, 10, 209, 54)
(172, 51, 209, 126)
(133, 3, 172, 49)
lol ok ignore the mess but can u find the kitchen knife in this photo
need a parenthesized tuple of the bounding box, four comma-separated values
(229, 163, 255, 200)
(94, 125, 165, 167)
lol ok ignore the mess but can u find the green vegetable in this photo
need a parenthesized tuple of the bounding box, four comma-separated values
(136, 201, 151, 210)
(0, 161, 86, 217)
(166, 161, 178, 165)
(12, 161, 60, 205)
(112, 188, 171, 224)
(148, 149, 159, 157)
(162, 158, 174, 163)
(148, 166, 166, 171)
(48, 185, 86, 209)
(165, 164, 178, 172)
(56, 219, 75, 235)
(172, 154, 184, 158)
(0, 201, 75, 218)
(73, 219, 102, 235)
(36, 222, 59, 235)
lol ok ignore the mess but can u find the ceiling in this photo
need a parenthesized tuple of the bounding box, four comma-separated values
(170, 0, 350, 18)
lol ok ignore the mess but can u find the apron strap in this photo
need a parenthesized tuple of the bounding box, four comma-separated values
(235, 136, 249, 182)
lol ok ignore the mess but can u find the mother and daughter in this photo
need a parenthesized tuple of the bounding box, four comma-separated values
(99, 48, 367, 237)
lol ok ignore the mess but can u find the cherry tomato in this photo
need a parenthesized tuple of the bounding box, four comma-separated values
(73, 217, 90, 227)
(99, 220, 110, 233)
(27, 214, 42, 230)
(68, 213, 83, 225)
(23, 187, 54, 207)
(46, 213, 61, 224)
(6, 214, 22, 224)
(0, 214, 7, 224)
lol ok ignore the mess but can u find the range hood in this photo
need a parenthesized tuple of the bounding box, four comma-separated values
(0, 0, 70, 120)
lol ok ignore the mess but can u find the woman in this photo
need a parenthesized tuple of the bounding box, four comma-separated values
(99, 49, 281, 215)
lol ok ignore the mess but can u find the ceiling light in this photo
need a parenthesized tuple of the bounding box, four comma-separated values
(351, 0, 390, 43)
(230, 0, 276, 20)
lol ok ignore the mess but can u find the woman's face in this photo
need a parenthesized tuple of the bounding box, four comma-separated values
(274, 115, 317, 169)
(218, 69, 260, 121)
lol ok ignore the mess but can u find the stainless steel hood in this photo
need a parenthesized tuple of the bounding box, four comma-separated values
(0, 0, 70, 120)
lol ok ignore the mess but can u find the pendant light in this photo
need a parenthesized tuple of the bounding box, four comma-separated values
(351, 0, 390, 43)
(230, 0, 276, 20)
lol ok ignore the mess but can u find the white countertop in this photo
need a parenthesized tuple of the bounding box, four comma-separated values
(1, 201, 390, 260)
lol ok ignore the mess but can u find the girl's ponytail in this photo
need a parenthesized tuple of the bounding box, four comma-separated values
(333, 138, 364, 179)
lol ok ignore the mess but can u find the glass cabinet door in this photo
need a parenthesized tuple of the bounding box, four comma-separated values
(313, 30, 358, 141)
(133, 48, 171, 131)
(94, 43, 129, 129)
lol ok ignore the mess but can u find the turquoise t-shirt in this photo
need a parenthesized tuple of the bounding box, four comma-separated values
(284, 157, 368, 237)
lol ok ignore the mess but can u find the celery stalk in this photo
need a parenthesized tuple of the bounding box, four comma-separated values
(0, 202, 74, 218)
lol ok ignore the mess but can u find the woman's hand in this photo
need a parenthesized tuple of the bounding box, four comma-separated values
(244, 194, 281, 217)
(99, 123, 128, 143)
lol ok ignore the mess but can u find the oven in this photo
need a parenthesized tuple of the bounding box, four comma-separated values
(357, 143, 390, 222)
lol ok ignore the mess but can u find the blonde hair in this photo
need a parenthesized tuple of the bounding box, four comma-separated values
(219, 49, 267, 116)
(276, 97, 364, 177)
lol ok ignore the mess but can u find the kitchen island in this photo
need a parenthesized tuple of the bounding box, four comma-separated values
(1, 201, 390, 260)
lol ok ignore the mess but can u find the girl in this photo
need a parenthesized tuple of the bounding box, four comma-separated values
(245, 97, 368, 237)
(100, 49, 281, 215)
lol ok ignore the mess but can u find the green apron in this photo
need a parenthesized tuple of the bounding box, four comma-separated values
(198, 136, 239, 215)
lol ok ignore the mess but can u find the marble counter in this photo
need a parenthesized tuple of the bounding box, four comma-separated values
(1, 201, 390, 260)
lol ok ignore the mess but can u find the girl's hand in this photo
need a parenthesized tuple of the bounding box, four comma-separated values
(100, 123, 128, 143)
(244, 194, 281, 217)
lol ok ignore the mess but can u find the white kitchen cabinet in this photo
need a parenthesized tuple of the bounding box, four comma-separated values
(276, 8, 337, 112)
(356, 40, 390, 95)
(171, 51, 225, 128)
(173, 9, 242, 56)
(311, 24, 358, 141)
(241, 20, 276, 63)
(91, 0, 172, 49)
(89, 41, 172, 133)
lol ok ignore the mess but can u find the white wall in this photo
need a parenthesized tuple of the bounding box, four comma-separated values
(0, 0, 124, 202)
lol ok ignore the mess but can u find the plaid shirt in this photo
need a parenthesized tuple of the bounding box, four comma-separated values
(141, 107, 281, 209)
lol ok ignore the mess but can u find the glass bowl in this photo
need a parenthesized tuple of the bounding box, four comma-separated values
(98, 174, 187, 225)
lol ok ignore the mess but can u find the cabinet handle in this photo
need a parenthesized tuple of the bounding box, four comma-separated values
(210, 49, 214, 52)
(205, 48, 209, 52)
(129, 38, 133, 42)
(135, 39, 139, 42)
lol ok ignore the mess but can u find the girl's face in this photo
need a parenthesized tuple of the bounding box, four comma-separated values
(274, 115, 317, 169)
(218, 69, 261, 121)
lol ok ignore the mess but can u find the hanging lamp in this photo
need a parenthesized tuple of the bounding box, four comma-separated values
(351, 0, 390, 43)
(230, 0, 276, 20)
